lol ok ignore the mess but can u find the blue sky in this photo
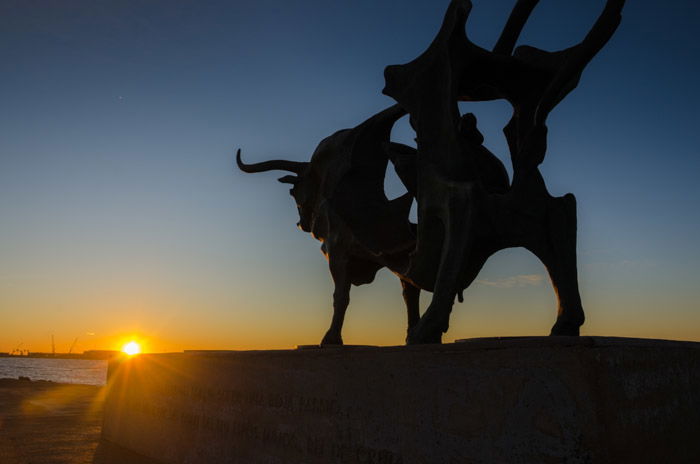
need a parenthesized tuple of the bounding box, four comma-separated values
(1, 0, 698, 352)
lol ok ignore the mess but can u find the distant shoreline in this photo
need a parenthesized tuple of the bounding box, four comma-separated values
(0, 351, 119, 360)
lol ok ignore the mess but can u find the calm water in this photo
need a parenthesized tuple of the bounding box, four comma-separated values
(0, 357, 107, 385)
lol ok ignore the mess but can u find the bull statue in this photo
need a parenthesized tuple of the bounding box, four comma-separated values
(237, 105, 422, 345)
(238, 0, 624, 345)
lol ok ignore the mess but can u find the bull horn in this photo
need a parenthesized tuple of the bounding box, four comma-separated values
(236, 149, 307, 174)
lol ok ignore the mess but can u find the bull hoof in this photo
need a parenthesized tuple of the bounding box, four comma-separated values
(321, 331, 343, 346)
(406, 321, 443, 345)
(550, 319, 581, 336)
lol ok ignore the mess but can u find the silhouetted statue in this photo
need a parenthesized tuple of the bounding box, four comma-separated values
(237, 105, 421, 345)
(383, 0, 624, 343)
(238, 0, 624, 344)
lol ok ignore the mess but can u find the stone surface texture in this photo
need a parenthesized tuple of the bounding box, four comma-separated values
(102, 337, 700, 463)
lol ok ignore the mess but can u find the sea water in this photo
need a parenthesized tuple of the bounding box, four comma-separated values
(0, 357, 107, 385)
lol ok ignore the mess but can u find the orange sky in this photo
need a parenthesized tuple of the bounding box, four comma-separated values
(1, 1, 699, 353)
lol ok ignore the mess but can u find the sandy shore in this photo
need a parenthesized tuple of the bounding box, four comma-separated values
(0, 378, 158, 464)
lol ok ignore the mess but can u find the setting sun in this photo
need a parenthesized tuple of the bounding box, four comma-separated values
(121, 341, 141, 356)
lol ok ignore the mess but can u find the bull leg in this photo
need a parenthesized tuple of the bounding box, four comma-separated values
(400, 279, 420, 341)
(408, 185, 476, 344)
(320, 257, 351, 346)
(529, 194, 585, 336)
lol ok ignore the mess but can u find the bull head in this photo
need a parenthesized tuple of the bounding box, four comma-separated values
(236, 149, 316, 233)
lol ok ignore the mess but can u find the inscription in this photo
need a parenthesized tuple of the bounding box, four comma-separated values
(127, 395, 403, 464)
(156, 383, 341, 415)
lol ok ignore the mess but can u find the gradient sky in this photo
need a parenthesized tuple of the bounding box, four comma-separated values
(1, 0, 699, 353)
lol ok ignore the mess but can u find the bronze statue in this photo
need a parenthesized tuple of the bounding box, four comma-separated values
(383, 0, 624, 343)
(238, 0, 625, 345)
(237, 105, 421, 345)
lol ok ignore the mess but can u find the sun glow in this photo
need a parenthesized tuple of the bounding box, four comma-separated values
(121, 341, 141, 356)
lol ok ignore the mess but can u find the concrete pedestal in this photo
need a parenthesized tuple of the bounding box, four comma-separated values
(102, 337, 700, 463)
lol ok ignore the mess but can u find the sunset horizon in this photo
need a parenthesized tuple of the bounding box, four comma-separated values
(1, 1, 699, 463)
(2, 0, 699, 354)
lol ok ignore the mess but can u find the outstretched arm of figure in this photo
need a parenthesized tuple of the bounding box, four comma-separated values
(535, 0, 625, 125)
(493, 0, 540, 55)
